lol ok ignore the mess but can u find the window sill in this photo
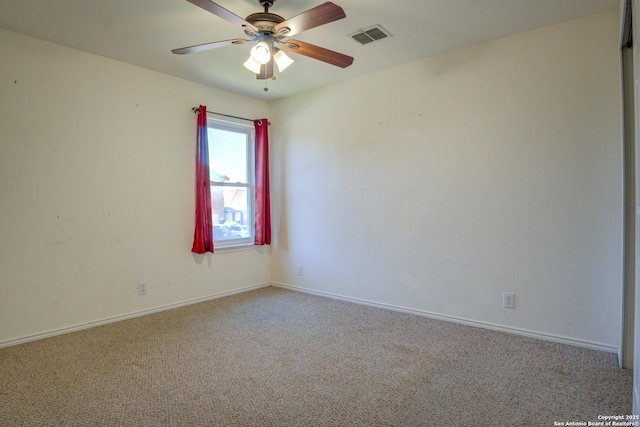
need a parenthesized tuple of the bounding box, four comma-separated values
(214, 243, 257, 253)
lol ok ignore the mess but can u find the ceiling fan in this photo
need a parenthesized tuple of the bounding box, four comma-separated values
(172, 0, 354, 80)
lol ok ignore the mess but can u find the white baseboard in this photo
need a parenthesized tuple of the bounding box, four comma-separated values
(0, 282, 270, 349)
(3, 281, 619, 355)
(272, 282, 619, 355)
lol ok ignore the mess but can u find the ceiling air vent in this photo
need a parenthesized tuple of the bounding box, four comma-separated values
(349, 25, 392, 45)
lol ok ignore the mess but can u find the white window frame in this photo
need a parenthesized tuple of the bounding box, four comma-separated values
(207, 116, 255, 249)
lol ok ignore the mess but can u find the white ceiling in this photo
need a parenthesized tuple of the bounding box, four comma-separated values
(0, 0, 620, 101)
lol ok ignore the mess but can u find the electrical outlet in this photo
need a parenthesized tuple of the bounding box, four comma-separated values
(297, 265, 304, 276)
(137, 282, 147, 296)
(503, 292, 514, 309)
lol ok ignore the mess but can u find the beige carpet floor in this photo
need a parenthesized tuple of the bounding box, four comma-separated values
(0, 286, 632, 426)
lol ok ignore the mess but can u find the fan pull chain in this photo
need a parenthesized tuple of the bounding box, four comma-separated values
(263, 75, 276, 92)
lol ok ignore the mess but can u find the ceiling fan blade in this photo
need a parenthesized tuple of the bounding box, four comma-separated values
(275, 2, 346, 37)
(283, 40, 353, 68)
(257, 60, 274, 80)
(172, 38, 249, 55)
(185, 0, 258, 32)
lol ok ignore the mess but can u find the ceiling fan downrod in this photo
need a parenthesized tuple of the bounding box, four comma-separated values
(259, 0, 275, 13)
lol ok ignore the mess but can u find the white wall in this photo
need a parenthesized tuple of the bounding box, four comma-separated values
(270, 10, 623, 351)
(0, 28, 271, 346)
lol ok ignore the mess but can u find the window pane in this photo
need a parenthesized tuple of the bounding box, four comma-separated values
(206, 118, 255, 248)
(211, 185, 251, 241)
(208, 128, 247, 183)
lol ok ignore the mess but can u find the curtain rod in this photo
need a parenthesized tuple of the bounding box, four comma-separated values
(192, 107, 270, 125)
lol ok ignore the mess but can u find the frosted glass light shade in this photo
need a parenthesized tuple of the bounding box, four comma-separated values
(243, 57, 261, 74)
(274, 49, 294, 72)
(250, 42, 271, 65)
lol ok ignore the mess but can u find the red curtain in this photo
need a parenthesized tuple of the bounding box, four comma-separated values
(254, 119, 271, 245)
(192, 106, 214, 254)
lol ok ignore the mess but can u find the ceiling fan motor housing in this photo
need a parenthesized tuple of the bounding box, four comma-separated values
(244, 12, 287, 39)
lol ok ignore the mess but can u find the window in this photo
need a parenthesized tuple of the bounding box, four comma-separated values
(207, 118, 255, 248)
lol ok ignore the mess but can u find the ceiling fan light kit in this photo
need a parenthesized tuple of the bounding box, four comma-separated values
(173, 0, 354, 83)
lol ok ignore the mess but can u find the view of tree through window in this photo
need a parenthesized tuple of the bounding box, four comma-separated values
(207, 120, 254, 247)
